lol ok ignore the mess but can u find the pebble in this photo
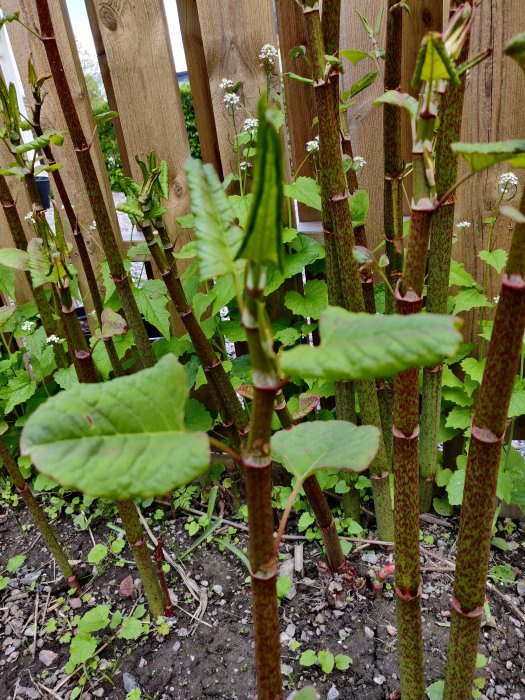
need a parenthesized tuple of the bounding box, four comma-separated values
(364, 626, 374, 639)
(139, 657, 147, 668)
(213, 585, 223, 596)
(281, 663, 293, 675)
(327, 685, 340, 700)
(172, 641, 181, 652)
(509, 616, 522, 628)
(123, 673, 139, 692)
(286, 623, 296, 637)
(361, 552, 378, 565)
(177, 628, 189, 637)
(507, 661, 513, 670)
(517, 582, 525, 597)
(93, 690, 105, 698)
(496, 686, 507, 696)
(374, 675, 386, 686)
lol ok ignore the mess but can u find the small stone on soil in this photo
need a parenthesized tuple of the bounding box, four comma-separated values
(123, 673, 139, 692)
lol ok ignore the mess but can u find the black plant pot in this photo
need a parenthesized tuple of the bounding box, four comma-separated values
(35, 175, 51, 210)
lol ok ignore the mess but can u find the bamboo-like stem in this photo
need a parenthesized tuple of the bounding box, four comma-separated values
(242, 267, 282, 700)
(0, 175, 68, 368)
(141, 222, 248, 443)
(302, 1, 394, 542)
(36, 1, 156, 369)
(116, 500, 165, 618)
(443, 189, 525, 700)
(419, 10, 471, 511)
(0, 438, 80, 592)
(274, 390, 346, 572)
(383, 0, 405, 314)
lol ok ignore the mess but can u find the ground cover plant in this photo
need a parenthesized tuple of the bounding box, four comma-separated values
(0, 2, 524, 699)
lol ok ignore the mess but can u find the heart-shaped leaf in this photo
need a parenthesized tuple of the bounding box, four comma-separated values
(451, 140, 525, 174)
(21, 355, 210, 500)
(0, 248, 29, 271)
(96, 309, 127, 340)
(280, 307, 463, 381)
(272, 420, 379, 481)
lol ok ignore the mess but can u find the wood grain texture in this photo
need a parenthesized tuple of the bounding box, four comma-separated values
(195, 0, 278, 176)
(1, 0, 123, 310)
(91, 0, 191, 240)
(176, 0, 223, 177)
(276, 0, 318, 221)
(340, 0, 387, 249)
(454, 1, 524, 340)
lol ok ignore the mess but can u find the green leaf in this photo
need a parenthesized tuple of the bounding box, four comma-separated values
(281, 308, 463, 381)
(94, 111, 118, 126)
(445, 405, 471, 431)
(297, 511, 315, 532)
(14, 130, 64, 154)
(505, 33, 525, 72)
(491, 536, 512, 551)
(433, 496, 453, 517)
(0, 248, 29, 271)
(284, 177, 321, 211)
(54, 366, 80, 391)
(508, 388, 525, 418)
(272, 420, 379, 482)
(478, 249, 507, 274)
(450, 288, 492, 315)
(426, 680, 444, 700)
(449, 260, 477, 288)
(476, 653, 488, 669)
(415, 35, 458, 86)
(185, 398, 213, 433)
(299, 649, 318, 667)
(318, 650, 335, 674)
(488, 565, 516, 584)
(0, 370, 37, 414)
(68, 632, 97, 669)
(451, 140, 525, 174)
(133, 280, 170, 339)
(118, 617, 145, 640)
(7, 554, 25, 572)
(96, 309, 127, 340)
(185, 158, 243, 281)
(460, 357, 485, 385)
(276, 575, 291, 599)
(87, 544, 108, 566)
(291, 689, 319, 700)
(446, 470, 465, 506)
(348, 70, 378, 98)
(373, 91, 418, 120)
(284, 71, 314, 86)
(236, 98, 283, 268)
(21, 355, 210, 500)
(340, 49, 372, 65)
(335, 654, 352, 671)
(284, 279, 328, 320)
(77, 605, 111, 634)
(349, 190, 369, 228)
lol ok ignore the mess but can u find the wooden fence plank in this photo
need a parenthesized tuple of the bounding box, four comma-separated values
(176, 0, 223, 177)
(195, 0, 278, 177)
(1, 0, 124, 312)
(276, 0, 319, 222)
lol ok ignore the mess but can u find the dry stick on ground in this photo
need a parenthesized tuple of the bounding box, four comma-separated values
(36, 1, 156, 369)
(301, 0, 394, 543)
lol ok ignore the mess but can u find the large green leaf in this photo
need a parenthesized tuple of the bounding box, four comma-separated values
(280, 307, 463, 380)
(133, 280, 170, 339)
(272, 421, 379, 481)
(236, 98, 283, 267)
(451, 140, 525, 174)
(373, 90, 418, 120)
(284, 176, 321, 211)
(21, 355, 210, 500)
(0, 248, 29, 271)
(284, 279, 327, 320)
(185, 158, 243, 281)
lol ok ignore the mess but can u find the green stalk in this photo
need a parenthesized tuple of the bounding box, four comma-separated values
(419, 3, 472, 511)
(302, 1, 394, 542)
(115, 500, 165, 618)
(141, 221, 248, 444)
(36, 1, 156, 369)
(443, 188, 525, 700)
(0, 437, 80, 592)
(0, 175, 68, 368)
(241, 264, 282, 700)
(383, 0, 405, 314)
(274, 391, 347, 572)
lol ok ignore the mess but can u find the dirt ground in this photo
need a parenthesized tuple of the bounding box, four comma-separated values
(1, 498, 524, 700)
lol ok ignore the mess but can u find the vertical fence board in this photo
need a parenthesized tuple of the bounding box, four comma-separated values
(276, 0, 318, 221)
(1, 0, 123, 310)
(176, 0, 223, 177)
(195, 0, 278, 176)
(454, 1, 524, 340)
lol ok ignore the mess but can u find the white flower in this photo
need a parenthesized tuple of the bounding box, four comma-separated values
(493, 295, 500, 304)
(306, 137, 319, 153)
(239, 161, 251, 171)
(21, 321, 35, 332)
(89, 220, 96, 230)
(456, 221, 471, 230)
(499, 172, 519, 193)
(46, 334, 61, 345)
(259, 43, 278, 70)
(219, 78, 234, 91)
(352, 156, 366, 170)
(223, 92, 240, 107)
(243, 118, 259, 132)
(24, 212, 35, 223)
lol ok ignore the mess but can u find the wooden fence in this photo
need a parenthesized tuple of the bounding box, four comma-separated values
(0, 0, 523, 335)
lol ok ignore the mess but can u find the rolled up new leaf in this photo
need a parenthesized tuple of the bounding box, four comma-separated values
(21, 355, 210, 500)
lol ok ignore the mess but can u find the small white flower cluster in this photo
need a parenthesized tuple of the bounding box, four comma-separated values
(89, 220, 97, 230)
(259, 44, 278, 71)
(352, 156, 366, 170)
(46, 334, 61, 345)
(219, 78, 234, 91)
(243, 118, 259, 132)
(499, 172, 519, 193)
(21, 321, 35, 332)
(240, 161, 251, 172)
(223, 92, 240, 108)
(493, 295, 500, 304)
(24, 212, 35, 224)
(306, 136, 319, 153)
(456, 221, 471, 230)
